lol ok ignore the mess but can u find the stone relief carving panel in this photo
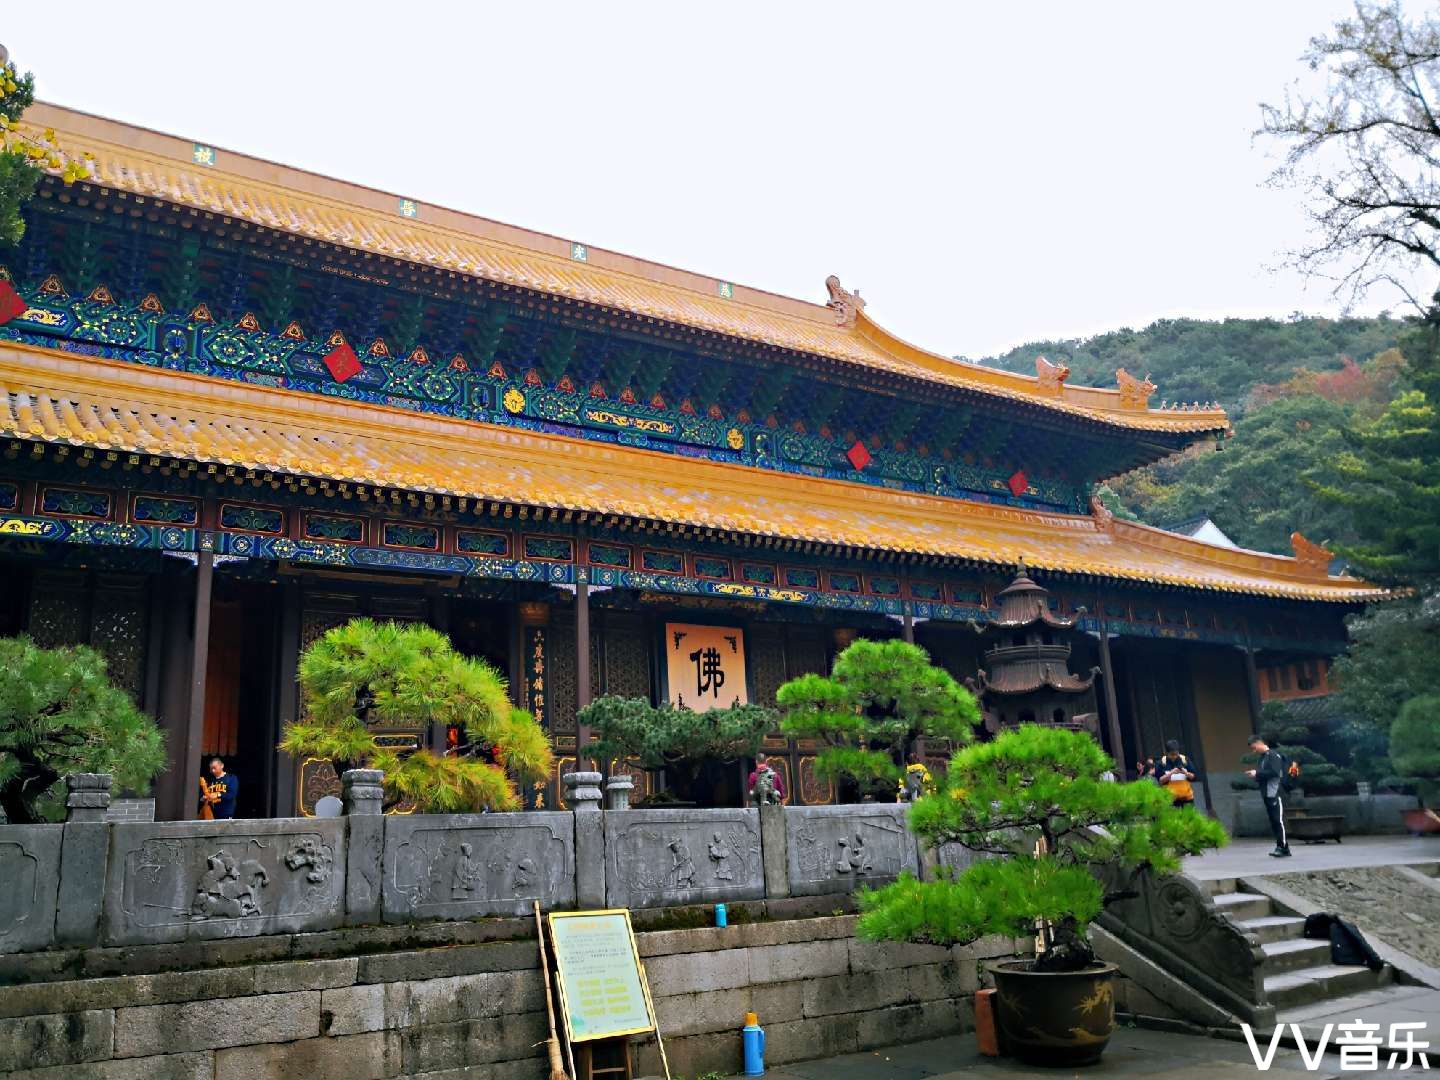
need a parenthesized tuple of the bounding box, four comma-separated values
(102, 820, 347, 945)
(0, 825, 61, 952)
(381, 812, 576, 921)
(785, 804, 919, 896)
(605, 808, 763, 909)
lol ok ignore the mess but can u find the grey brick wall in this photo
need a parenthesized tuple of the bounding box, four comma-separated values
(104, 798, 156, 823)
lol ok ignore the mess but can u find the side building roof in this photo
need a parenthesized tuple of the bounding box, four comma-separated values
(26, 102, 1228, 439)
(0, 342, 1381, 604)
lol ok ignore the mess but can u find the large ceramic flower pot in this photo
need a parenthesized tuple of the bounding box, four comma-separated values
(988, 960, 1118, 1067)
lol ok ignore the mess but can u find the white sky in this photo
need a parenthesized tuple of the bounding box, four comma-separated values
(3, 1, 1409, 358)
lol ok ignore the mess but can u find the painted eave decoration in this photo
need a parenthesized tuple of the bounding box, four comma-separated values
(0, 341, 1383, 604)
(20, 102, 1228, 438)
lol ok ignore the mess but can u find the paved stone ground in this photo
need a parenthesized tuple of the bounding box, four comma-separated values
(730, 1028, 1436, 1079)
(1183, 835, 1440, 880)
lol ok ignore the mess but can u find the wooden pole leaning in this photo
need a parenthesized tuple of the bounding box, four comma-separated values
(535, 902, 573, 1080)
(637, 962, 671, 1080)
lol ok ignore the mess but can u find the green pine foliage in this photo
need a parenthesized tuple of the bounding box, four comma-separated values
(777, 639, 978, 795)
(856, 725, 1226, 969)
(1317, 322, 1440, 588)
(282, 619, 551, 813)
(1390, 695, 1440, 809)
(0, 636, 167, 823)
(579, 695, 774, 801)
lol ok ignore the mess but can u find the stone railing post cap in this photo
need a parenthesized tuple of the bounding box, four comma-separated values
(66, 773, 113, 789)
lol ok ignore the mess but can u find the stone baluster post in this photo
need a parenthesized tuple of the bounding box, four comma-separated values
(342, 769, 386, 815)
(342, 769, 385, 926)
(65, 773, 112, 823)
(57, 774, 113, 947)
(565, 769, 606, 907)
(563, 770, 604, 811)
(605, 774, 634, 811)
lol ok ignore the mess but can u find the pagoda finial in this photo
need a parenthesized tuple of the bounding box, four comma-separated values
(825, 275, 866, 327)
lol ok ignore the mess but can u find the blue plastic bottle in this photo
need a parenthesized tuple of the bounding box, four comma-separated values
(742, 1011, 765, 1076)
(715, 903, 728, 927)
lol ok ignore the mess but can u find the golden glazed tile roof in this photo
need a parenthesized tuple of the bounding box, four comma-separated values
(26, 103, 1227, 437)
(0, 343, 1378, 603)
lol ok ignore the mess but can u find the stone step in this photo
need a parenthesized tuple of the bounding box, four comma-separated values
(1238, 915, 1308, 944)
(1260, 937, 1332, 974)
(1199, 877, 1237, 897)
(1263, 963, 1389, 1011)
(1210, 891, 1273, 921)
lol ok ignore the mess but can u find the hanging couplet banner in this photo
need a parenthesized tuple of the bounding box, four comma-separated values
(548, 909, 654, 1042)
(664, 622, 748, 712)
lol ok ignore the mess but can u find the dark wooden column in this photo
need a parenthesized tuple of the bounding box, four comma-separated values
(507, 589, 524, 708)
(900, 564, 915, 644)
(179, 543, 214, 820)
(1241, 643, 1263, 737)
(1096, 630, 1127, 778)
(153, 566, 193, 821)
(272, 581, 301, 818)
(575, 568, 592, 770)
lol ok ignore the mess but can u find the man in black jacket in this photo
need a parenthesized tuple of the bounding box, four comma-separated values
(1246, 736, 1290, 857)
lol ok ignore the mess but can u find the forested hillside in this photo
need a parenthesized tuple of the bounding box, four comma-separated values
(965, 316, 1406, 554)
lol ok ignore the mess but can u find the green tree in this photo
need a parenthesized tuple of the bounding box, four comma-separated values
(1332, 595, 1440, 764)
(0, 50, 90, 247)
(856, 726, 1227, 969)
(777, 639, 978, 799)
(1119, 395, 1360, 555)
(579, 696, 774, 804)
(969, 316, 1400, 415)
(1390, 695, 1440, 807)
(0, 636, 167, 824)
(281, 619, 551, 813)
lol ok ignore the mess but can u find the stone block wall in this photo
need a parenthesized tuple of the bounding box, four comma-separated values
(0, 908, 1020, 1078)
(632, 918, 1016, 1077)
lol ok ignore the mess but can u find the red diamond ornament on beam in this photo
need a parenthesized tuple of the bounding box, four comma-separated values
(1007, 469, 1029, 497)
(0, 280, 26, 324)
(846, 440, 872, 471)
(323, 342, 362, 384)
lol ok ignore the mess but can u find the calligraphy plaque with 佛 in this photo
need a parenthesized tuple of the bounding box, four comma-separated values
(663, 622, 747, 711)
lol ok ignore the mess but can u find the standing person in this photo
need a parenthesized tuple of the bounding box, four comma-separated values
(1246, 736, 1290, 858)
(1152, 740, 1197, 809)
(202, 757, 239, 820)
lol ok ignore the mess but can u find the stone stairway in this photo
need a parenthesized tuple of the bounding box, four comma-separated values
(1200, 876, 1418, 1021)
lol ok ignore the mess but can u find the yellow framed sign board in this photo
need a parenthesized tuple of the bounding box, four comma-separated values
(547, 909, 655, 1042)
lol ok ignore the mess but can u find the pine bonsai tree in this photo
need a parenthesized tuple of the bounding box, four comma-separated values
(282, 619, 551, 813)
(776, 639, 978, 799)
(1391, 695, 1440, 809)
(0, 636, 167, 823)
(579, 695, 774, 804)
(856, 725, 1227, 970)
